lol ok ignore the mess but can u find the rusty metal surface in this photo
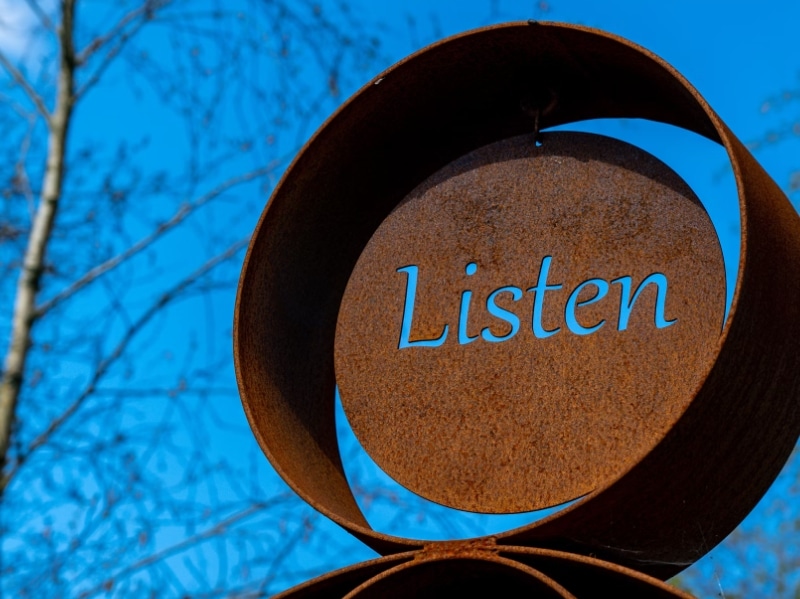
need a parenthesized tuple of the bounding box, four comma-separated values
(335, 131, 724, 513)
(500, 546, 695, 598)
(272, 554, 417, 599)
(234, 19, 800, 584)
(344, 556, 574, 598)
(275, 543, 695, 598)
(501, 121, 800, 579)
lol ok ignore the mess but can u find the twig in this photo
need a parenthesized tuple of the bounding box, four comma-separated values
(77, 0, 169, 65)
(2, 237, 249, 490)
(23, 0, 55, 31)
(35, 166, 272, 317)
(260, 514, 316, 595)
(75, 1, 175, 99)
(0, 51, 51, 124)
(76, 498, 290, 599)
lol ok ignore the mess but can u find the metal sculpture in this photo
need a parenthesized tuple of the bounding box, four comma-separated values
(234, 22, 800, 597)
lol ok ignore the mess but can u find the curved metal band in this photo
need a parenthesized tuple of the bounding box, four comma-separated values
(273, 546, 694, 598)
(234, 21, 800, 577)
(343, 556, 574, 598)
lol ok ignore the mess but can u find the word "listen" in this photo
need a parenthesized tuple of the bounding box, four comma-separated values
(396, 257, 676, 349)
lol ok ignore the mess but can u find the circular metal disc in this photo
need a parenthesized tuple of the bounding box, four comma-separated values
(335, 131, 725, 513)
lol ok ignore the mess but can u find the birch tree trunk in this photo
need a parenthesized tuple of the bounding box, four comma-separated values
(0, 0, 75, 481)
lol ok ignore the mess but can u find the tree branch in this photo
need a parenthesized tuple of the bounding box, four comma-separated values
(23, 0, 55, 32)
(1, 237, 250, 491)
(76, 498, 289, 599)
(0, 51, 51, 124)
(77, 0, 168, 65)
(75, 0, 172, 99)
(36, 166, 273, 317)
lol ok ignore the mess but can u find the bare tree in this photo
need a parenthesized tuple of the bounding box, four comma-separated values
(0, 1, 382, 596)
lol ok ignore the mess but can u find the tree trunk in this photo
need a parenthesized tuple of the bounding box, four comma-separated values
(0, 0, 75, 482)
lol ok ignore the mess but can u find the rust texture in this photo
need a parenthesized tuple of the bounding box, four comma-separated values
(234, 20, 800, 595)
(335, 131, 725, 513)
(275, 548, 694, 599)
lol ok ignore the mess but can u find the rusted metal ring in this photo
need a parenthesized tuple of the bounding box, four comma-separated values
(234, 21, 800, 579)
(274, 546, 695, 598)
